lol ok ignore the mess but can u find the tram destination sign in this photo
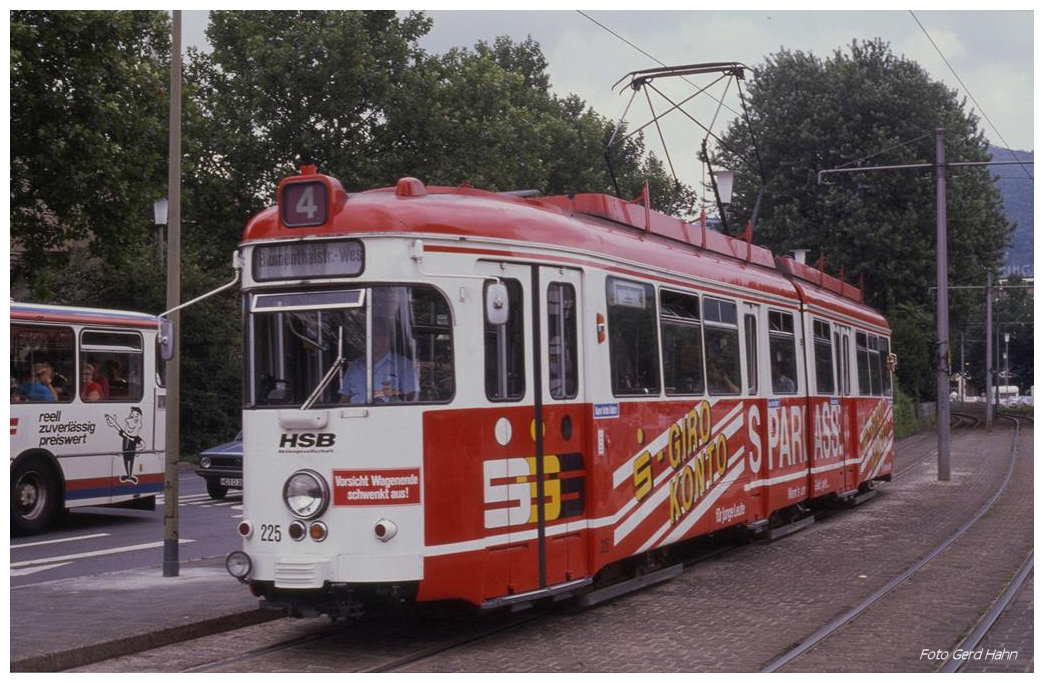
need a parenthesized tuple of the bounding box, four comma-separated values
(253, 240, 364, 281)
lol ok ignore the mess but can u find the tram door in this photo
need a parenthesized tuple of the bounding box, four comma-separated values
(836, 325, 858, 492)
(536, 266, 587, 588)
(481, 262, 587, 592)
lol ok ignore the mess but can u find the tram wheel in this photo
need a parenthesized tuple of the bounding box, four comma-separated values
(11, 457, 60, 535)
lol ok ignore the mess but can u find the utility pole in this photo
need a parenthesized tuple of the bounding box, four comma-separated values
(934, 128, 950, 481)
(959, 330, 965, 402)
(985, 271, 993, 431)
(815, 129, 1033, 481)
(163, 10, 182, 577)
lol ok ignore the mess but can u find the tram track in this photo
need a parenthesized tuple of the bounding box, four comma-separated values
(71, 419, 1029, 673)
(940, 551, 1033, 673)
(760, 415, 1030, 673)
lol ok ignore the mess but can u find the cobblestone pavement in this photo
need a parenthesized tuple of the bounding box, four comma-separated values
(399, 423, 1032, 673)
(64, 424, 1033, 673)
(961, 570, 1034, 673)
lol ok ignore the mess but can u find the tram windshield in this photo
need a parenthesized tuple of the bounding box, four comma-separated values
(248, 286, 453, 407)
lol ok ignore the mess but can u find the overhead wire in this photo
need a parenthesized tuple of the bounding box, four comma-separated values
(908, 11, 1033, 180)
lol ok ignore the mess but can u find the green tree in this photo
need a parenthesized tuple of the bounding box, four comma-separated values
(715, 40, 1011, 398)
(11, 10, 173, 298)
(380, 34, 687, 205)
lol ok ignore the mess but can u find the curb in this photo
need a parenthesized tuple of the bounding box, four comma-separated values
(11, 608, 283, 672)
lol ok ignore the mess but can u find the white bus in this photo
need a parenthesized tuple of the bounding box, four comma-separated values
(10, 302, 167, 534)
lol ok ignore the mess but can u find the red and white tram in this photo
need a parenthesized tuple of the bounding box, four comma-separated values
(226, 167, 895, 617)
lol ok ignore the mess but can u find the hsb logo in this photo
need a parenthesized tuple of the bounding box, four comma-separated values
(279, 432, 336, 448)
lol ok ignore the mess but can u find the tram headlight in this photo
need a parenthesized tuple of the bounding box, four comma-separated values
(282, 469, 329, 520)
(226, 551, 252, 580)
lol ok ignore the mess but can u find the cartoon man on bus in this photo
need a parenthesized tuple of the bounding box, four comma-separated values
(106, 407, 145, 484)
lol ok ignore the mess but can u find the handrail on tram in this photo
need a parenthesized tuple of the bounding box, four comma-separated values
(161, 250, 244, 320)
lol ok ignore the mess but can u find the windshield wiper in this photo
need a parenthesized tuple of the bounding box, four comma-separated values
(301, 327, 345, 410)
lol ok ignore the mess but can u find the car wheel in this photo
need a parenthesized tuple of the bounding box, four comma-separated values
(206, 479, 229, 500)
(12, 457, 60, 535)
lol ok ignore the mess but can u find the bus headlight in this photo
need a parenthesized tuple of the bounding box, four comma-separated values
(283, 469, 329, 519)
(226, 551, 252, 580)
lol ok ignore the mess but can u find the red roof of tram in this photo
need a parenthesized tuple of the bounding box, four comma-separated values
(242, 174, 886, 329)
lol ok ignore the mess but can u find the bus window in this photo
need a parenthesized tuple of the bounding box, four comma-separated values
(768, 311, 797, 394)
(486, 279, 525, 401)
(703, 297, 740, 395)
(80, 330, 145, 402)
(250, 285, 452, 407)
(11, 324, 75, 403)
(660, 290, 704, 396)
(607, 278, 659, 396)
(547, 282, 578, 400)
(813, 319, 835, 395)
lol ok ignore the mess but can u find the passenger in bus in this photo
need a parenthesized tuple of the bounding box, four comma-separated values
(80, 363, 103, 402)
(338, 318, 418, 404)
(104, 359, 128, 398)
(91, 360, 110, 398)
(11, 383, 24, 403)
(21, 362, 59, 402)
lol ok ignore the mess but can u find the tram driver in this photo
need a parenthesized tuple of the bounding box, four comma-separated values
(338, 295, 419, 404)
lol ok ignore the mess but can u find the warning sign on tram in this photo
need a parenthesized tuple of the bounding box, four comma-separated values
(332, 468, 421, 506)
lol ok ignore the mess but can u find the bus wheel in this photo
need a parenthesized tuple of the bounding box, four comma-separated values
(206, 480, 229, 500)
(11, 458, 59, 535)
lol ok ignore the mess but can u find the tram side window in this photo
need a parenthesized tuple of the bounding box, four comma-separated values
(703, 297, 741, 395)
(768, 311, 798, 394)
(607, 278, 660, 396)
(813, 319, 835, 395)
(486, 279, 526, 401)
(856, 331, 885, 396)
(410, 288, 455, 403)
(547, 282, 578, 400)
(11, 324, 75, 403)
(879, 336, 893, 396)
(80, 330, 145, 402)
(660, 290, 704, 396)
(744, 313, 758, 395)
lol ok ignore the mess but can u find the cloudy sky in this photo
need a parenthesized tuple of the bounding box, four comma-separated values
(182, 10, 1033, 190)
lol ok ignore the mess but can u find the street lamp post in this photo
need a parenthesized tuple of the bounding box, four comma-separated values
(1004, 332, 1011, 400)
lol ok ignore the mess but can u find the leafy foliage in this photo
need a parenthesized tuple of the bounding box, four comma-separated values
(11, 10, 172, 296)
(715, 40, 1013, 398)
(12, 10, 690, 454)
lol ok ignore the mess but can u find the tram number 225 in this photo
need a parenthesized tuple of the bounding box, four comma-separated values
(483, 456, 575, 529)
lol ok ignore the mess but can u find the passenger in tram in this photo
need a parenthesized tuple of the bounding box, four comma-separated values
(79, 362, 103, 402)
(707, 362, 740, 394)
(339, 316, 418, 404)
(773, 372, 796, 393)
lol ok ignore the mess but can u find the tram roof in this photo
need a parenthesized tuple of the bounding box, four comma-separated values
(10, 302, 161, 329)
(242, 177, 885, 327)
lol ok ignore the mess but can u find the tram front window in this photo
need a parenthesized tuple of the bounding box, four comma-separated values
(249, 286, 453, 407)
